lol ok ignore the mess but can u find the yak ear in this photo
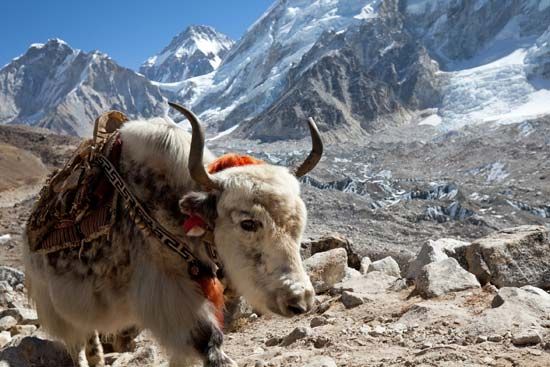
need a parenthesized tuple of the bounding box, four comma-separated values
(179, 191, 218, 226)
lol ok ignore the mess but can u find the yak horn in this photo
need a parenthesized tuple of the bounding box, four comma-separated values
(168, 102, 221, 191)
(293, 117, 323, 177)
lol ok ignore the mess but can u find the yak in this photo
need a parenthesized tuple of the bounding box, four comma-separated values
(23, 103, 323, 366)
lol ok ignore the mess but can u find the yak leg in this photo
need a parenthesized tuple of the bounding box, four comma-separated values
(191, 322, 237, 367)
(112, 326, 140, 352)
(85, 331, 105, 367)
(68, 346, 89, 367)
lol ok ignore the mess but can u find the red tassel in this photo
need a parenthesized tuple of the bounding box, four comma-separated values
(197, 277, 225, 328)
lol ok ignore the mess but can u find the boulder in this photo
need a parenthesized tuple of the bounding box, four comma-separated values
(304, 248, 347, 293)
(0, 336, 73, 367)
(367, 256, 401, 277)
(466, 225, 550, 288)
(464, 286, 550, 336)
(301, 234, 359, 268)
(406, 238, 470, 280)
(415, 258, 480, 298)
(0, 308, 39, 326)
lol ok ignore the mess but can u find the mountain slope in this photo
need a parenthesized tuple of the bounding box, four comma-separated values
(139, 25, 234, 83)
(0, 39, 166, 136)
(236, 0, 441, 141)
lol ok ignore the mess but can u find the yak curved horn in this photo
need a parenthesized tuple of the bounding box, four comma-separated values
(168, 102, 221, 191)
(293, 117, 323, 177)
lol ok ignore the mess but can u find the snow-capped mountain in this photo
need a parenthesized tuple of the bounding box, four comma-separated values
(167, 0, 550, 141)
(0, 39, 166, 136)
(167, 0, 383, 130)
(236, 0, 440, 141)
(139, 25, 234, 83)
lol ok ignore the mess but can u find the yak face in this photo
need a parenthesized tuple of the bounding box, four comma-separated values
(180, 164, 315, 317)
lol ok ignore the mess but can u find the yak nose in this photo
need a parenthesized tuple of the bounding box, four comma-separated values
(286, 302, 309, 315)
(282, 287, 314, 316)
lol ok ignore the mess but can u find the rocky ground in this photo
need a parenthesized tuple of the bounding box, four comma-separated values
(0, 119, 549, 366)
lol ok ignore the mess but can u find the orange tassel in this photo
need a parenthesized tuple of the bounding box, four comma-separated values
(197, 277, 225, 328)
(208, 153, 264, 174)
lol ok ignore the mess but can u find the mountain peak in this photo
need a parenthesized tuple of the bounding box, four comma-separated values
(139, 25, 234, 83)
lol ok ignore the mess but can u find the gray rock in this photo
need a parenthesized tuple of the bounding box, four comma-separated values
(280, 327, 313, 346)
(342, 267, 362, 281)
(310, 316, 328, 328)
(0, 267, 24, 288)
(341, 291, 369, 309)
(491, 286, 550, 312)
(304, 248, 347, 293)
(111, 345, 160, 367)
(415, 258, 480, 298)
(0, 336, 73, 367)
(463, 286, 550, 337)
(487, 335, 503, 342)
(0, 316, 17, 331)
(512, 330, 542, 346)
(368, 256, 401, 277)
(265, 337, 281, 347)
(360, 257, 372, 275)
(466, 225, 550, 288)
(304, 356, 337, 367)
(406, 238, 470, 280)
(301, 234, 359, 268)
(0, 308, 39, 326)
(334, 271, 399, 295)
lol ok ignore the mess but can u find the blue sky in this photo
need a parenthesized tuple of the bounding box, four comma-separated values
(0, 0, 273, 70)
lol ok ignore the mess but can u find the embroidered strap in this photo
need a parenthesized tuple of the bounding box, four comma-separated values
(91, 148, 220, 271)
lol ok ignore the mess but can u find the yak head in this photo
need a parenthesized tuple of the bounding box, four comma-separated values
(171, 103, 322, 317)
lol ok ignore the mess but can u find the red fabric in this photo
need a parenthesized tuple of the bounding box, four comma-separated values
(182, 214, 206, 234)
(198, 277, 225, 328)
(207, 153, 264, 174)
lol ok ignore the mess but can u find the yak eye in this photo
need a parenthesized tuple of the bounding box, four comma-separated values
(240, 220, 260, 232)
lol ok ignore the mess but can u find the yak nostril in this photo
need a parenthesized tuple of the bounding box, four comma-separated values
(287, 303, 307, 315)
